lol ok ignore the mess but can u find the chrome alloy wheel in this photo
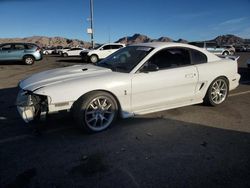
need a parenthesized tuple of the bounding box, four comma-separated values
(85, 96, 115, 131)
(210, 78, 228, 104)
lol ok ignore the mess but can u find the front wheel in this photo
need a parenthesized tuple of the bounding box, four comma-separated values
(23, 56, 35, 65)
(90, 55, 99, 63)
(73, 91, 118, 133)
(63, 53, 68, 57)
(204, 77, 229, 106)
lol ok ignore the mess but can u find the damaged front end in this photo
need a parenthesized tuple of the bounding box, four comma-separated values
(16, 90, 48, 123)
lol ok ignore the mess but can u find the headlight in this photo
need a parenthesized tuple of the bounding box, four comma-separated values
(16, 90, 33, 107)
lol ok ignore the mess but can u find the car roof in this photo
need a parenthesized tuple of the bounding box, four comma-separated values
(130, 42, 195, 48)
(130, 42, 221, 61)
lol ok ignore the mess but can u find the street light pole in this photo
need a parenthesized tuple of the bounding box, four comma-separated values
(90, 0, 94, 48)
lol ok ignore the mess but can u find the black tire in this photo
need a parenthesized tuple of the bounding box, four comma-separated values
(63, 53, 68, 57)
(90, 54, 99, 63)
(204, 77, 229, 106)
(73, 91, 118, 133)
(23, 56, 35, 65)
(222, 51, 229, 56)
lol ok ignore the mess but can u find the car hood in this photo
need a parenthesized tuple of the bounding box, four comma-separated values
(19, 64, 112, 91)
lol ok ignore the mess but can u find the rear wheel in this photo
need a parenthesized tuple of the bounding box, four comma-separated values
(90, 55, 99, 63)
(204, 77, 229, 106)
(23, 56, 35, 65)
(222, 51, 229, 56)
(63, 53, 68, 57)
(73, 91, 118, 133)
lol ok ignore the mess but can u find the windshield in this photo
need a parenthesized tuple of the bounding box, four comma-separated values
(96, 46, 153, 73)
(93, 44, 102, 50)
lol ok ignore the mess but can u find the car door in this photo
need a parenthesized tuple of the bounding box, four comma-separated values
(131, 47, 198, 114)
(12, 44, 25, 59)
(0, 44, 13, 60)
(71, 48, 82, 56)
(98, 45, 112, 59)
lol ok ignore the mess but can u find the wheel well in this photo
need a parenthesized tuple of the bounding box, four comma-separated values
(23, 55, 35, 60)
(73, 90, 122, 116)
(206, 76, 229, 93)
(218, 76, 229, 85)
(90, 54, 98, 58)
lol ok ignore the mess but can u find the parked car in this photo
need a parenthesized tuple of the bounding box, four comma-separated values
(0, 43, 42, 65)
(205, 42, 235, 55)
(16, 42, 240, 133)
(63, 47, 85, 57)
(246, 45, 250, 52)
(53, 46, 63, 54)
(222, 45, 235, 55)
(81, 43, 125, 63)
(189, 42, 234, 56)
(235, 45, 247, 52)
(42, 48, 55, 55)
(58, 47, 71, 56)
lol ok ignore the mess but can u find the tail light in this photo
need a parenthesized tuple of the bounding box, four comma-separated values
(36, 47, 41, 52)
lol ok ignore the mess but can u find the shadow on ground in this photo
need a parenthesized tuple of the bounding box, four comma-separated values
(239, 67, 250, 85)
(0, 61, 24, 65)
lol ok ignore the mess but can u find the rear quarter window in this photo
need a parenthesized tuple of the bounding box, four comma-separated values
(190, 49, 207, 64)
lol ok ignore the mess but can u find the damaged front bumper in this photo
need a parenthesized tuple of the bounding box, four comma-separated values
(16, 90, 48, 123)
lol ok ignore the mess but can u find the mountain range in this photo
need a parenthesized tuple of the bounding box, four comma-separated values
(0, 34, 249, 48)
(0, 36, 91, 48)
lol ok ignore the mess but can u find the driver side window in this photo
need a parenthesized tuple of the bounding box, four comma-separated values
(102, 45, 111, 50)
(147, 48, 191, 70)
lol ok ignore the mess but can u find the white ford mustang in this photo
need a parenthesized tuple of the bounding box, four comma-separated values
(16, 42, 240, 133)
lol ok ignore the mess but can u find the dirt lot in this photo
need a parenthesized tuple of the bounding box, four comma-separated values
(0, 53, 250, 188)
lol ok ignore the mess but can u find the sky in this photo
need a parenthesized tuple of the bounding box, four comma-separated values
(0, 0, 250, 43)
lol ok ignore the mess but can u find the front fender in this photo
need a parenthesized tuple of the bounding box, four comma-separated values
(34, 74, 132, 113)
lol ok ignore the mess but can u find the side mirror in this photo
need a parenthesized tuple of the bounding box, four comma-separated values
(140, 63, 159, 73)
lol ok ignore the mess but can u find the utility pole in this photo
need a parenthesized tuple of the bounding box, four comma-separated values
(90, 0, 94, 48)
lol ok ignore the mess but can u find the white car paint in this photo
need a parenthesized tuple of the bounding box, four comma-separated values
(43, 49, 54, 55)
(87, 43, 125, 62)
(64, 47, 85, 56)
(17, 42, 240, 124)
(58, 47, 71, 55)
